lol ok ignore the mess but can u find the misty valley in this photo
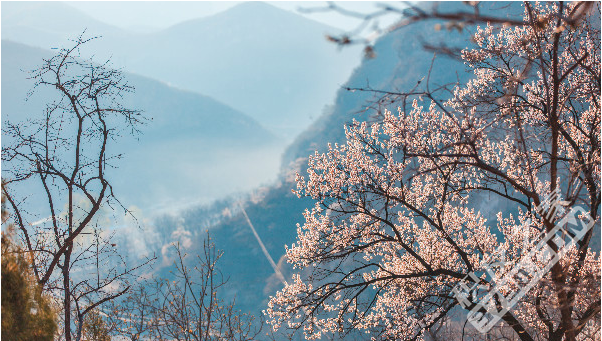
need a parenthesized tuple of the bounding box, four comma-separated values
(1, 2, 600, 341)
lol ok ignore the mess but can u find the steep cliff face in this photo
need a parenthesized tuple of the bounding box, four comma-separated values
(281, 2, 530, 171)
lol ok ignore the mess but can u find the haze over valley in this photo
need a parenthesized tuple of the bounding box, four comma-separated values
(4, 2, 598, 340)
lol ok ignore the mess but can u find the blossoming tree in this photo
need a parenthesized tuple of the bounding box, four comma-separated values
(266, 2, 600, 340)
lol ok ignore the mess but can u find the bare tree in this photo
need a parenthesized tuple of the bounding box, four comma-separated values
(152, 235, 262, 341)
(104, 284, 159, 340)
(1, 34, 151, 341)
(107, 233, 263, 341)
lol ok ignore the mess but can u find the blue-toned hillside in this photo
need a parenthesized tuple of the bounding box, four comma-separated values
(2, 40, 282, 213)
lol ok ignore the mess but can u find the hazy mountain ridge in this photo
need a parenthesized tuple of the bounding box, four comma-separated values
(2, 40, 275, 143)
(1, 1, 131, 50)
(121, 1, 362, 138)
(2, 1, 364, 139)
(2, 39, 283, 213)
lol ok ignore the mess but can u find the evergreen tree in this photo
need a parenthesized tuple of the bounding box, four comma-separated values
(2, 198, 57, 341)
(82, 309, 111, 341)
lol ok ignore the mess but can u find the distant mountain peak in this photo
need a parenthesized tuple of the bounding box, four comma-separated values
(2, 1, 120, 32)
(227, 1, 276, 11)
(174, 1, 339, 33)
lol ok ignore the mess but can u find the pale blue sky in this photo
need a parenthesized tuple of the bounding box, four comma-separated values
(66, 1, 403, 33)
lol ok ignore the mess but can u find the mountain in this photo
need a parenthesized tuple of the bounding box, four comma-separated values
(2, 1, 363, 139)
(141, 3, 474, 317)
(1, 1, 129, 48)
(147, 1, 555, 320)
(281, 1, 531, 169)
(2, 40, 283, 213)
(116, 1, 363, 139)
